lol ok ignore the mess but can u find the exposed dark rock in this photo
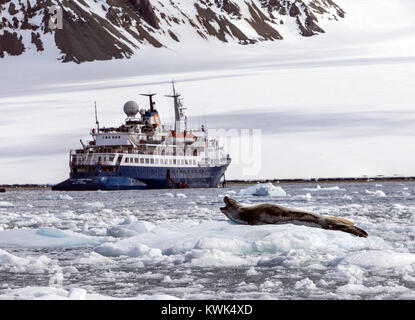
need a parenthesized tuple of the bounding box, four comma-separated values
(216, 0, 241, 19)
(128, 0, 159, 29)
(8, 1, 17, 15)
(0, 30, 25, 58)
(195, 3, 249, 43)
(168, 30, 179, 42)
(245, 2, 282, 41)
(54, 8, 135, 63)
(0, 0, 345, 62)
(289, 3, 300, 17)
(31, 32, 44, 51)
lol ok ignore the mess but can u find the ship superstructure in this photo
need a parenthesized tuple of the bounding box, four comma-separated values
(53, 84, 231, 190)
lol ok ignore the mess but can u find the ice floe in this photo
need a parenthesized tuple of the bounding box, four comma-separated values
(94, 220, 385, 267)
(44, 194, 73, 200)
(164, 192, 187, 198)
(302, 185, 344, 192)
(0, 286, 179, 300)
(0, 249, 56, 273)
(0, 201, 14, 207)
(237, 183, 287, 197)
(339, 250, 415, 269)
(293, 193, 312, 201)
(83, 201, 105, 208)
(106, 217, 155, 238)
(0, 228, 105, 248)
(294, 278, 317, 290)
(365, 190, 386, 197)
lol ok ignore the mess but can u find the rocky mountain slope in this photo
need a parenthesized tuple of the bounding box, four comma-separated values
(0, 0, 345, 63)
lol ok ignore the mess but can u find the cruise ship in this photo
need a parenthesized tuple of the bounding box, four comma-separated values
(52, 84, 231, 191)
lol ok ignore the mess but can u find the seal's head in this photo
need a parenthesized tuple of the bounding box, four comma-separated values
(220, 196, 243, 223)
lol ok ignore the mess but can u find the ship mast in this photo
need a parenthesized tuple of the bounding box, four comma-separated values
(94, 101, 100, 133)
(165, 81, 183, 132)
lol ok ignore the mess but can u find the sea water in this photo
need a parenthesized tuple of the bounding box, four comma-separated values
(0, 181, 415, 299)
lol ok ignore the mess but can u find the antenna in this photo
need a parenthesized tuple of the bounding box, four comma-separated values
(203, 105, 207, 132)
(94, 101, 100, 133)
(140, 93, 157, 112)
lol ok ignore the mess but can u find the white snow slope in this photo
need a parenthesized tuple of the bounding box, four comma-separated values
(1, 0, 415, 183)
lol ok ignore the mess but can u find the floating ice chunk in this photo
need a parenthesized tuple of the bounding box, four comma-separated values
(0, 228, 103, 248)
(0, 286, 180, 300)
(193, 237, 250, 254)
(44, 194, 73, 200)
(391, 204, 405, 212)
(77, 252, 113, 265)
(303, 185, 344, 192)
(260, 279, 282, 291)
(93, 220, 385, 267)
(365, 190, 386, 197)
(0, 249, 54, 273)
(246, 267, 260, 276)
(83, 201, 105, 208)
(68, 288, 87, 300)
(107, 219, 156, 238)
(340, 250, 415, 268)
(140, 271, 165, 280)
(402, 273, 415, 283)
(0, 201, 14, 207)
(238, 183, 287, 197)
(294, 278, 317, 290)
(36, 228, 74, 238)
(294, 193, 312, 201)
(62, 266, 78, 274)
(336, 283, 409, 297)
(95, 242, 162, 258)
(164, 192, 187, 198)
(185, 248, 248, 267)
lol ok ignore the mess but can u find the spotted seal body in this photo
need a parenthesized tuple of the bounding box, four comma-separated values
(220, 197, 368, 238)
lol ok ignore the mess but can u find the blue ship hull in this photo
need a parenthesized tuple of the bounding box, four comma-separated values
(52, 164, 229, 191)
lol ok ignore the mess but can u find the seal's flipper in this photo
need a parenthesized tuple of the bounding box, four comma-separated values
(326, 220, 368, 238)
(328, 216, 355, 226)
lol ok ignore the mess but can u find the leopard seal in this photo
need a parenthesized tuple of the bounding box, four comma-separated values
(220, 196, 368, 238)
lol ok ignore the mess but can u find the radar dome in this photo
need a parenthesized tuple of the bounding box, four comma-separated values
(123, 101, 139, 117)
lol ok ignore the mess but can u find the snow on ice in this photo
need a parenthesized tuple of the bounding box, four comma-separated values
(237, 183, 287, 197)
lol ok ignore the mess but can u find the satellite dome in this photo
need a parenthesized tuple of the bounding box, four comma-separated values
(123, 101, 139, 117)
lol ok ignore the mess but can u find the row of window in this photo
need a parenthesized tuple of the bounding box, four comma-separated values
(74, 156, 197, 166)
(124, 157, 197, 166)
(102, 135, 121, 139)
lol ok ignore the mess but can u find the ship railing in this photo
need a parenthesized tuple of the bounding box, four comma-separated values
(197, 156, 231, 167)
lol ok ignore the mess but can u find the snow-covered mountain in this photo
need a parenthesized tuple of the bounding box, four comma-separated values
(0, 0, 345, 63)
